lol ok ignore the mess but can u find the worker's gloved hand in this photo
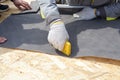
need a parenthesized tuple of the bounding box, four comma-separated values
(73, 7, 96, 20)
(48, 20, 69, 51)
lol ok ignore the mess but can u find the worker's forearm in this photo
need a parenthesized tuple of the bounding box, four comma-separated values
(38, 0, 61, 25)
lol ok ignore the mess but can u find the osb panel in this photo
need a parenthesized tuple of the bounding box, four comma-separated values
(0, 0, 36, 23)
(0, 47, 120, 80)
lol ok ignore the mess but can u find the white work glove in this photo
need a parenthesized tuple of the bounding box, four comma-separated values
(73, 7, 96, 20)
(48, 21, 69, 51)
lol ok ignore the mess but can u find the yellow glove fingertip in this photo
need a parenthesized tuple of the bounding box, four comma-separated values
(40, 10, 45, 19)
(62, 41, 71, 56)
(106, 17, 117, 21)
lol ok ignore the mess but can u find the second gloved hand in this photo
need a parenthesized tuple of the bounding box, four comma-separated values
(48, 21, 69, 51)
(73, 7, 96, 20)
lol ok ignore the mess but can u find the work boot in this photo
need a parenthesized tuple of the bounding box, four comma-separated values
(0, 4, 9, 12)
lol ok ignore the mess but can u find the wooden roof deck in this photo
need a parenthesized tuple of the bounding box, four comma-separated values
(0, 47, 120, 80)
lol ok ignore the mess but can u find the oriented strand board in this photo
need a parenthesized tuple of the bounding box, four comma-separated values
(0, 0, 36, 23)
(0, 47, 120, 80)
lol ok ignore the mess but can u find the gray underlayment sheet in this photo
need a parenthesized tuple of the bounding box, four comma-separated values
(0, 13, 120, 60)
